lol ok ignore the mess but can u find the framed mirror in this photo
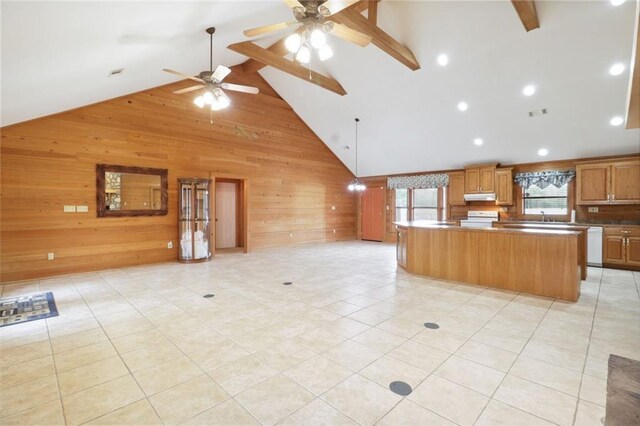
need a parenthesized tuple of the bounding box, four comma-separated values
(96, 164, 168, 217)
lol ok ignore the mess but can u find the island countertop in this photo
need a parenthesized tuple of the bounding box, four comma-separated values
(394, 221, 582, 237)
(395, 222, 581, 301)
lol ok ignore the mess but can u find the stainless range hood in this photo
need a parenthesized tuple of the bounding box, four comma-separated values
(463, 193, 496, 201)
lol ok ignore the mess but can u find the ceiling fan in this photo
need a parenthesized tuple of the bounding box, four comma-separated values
(163, 27, 259, 110)
(243, 0, 372, 63)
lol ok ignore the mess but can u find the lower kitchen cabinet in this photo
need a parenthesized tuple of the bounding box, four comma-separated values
(603, 227, 640, 269)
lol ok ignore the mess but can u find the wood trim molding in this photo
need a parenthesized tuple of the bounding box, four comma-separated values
(511, 0, 540, 32)
(627, 1, 640, 129)
(227, 41, 347, 96)
(332, 7, 420, 71)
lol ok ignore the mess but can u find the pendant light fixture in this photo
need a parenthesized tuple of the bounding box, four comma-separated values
(348, 118, 366, 192)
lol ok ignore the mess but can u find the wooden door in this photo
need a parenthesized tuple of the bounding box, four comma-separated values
(361, 186, 384, 242)
(479, 167, 496, 193)
(603, 236, 625, 264)
(465, 169, 480, 194)
(495, 169, 513, 205)
(576, 164, 610, 205)
(627, 237, 640, 266)
(448, 172, 466, 206)
(610, 160, 640, 204)
(215, 182, 237, 249)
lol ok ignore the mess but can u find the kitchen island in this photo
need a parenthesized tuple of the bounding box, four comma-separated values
(395, 221, 582, 301)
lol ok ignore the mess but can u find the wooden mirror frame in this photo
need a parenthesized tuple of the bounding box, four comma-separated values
(96, 164, 168, 217)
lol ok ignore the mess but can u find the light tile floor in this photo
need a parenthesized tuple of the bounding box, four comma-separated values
(1, 241, 639, 425)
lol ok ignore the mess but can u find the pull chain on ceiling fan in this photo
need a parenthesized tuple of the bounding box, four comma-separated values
(163, 27, 259, 111)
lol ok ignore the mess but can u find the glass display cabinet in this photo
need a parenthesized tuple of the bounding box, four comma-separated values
(178, 178, 212, 263)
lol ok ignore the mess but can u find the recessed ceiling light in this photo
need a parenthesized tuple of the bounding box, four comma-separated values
(537, 148, 548, 157)
(609, 63, 625, 76)
(523, 85, 536, 96)
(457, 102, 468, 111)
(473, 138, 483, 146)
(610, 0, 626, 6)
(610, 116, 624, 126)
(437, 54, 449, 66)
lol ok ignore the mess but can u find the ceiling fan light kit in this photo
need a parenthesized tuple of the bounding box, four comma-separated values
(244, 0, 370, 64)
(163, 26, 259, 114)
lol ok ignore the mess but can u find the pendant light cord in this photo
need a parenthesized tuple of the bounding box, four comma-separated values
(355, 117, 360, 178)
(210, 32, 213, 72)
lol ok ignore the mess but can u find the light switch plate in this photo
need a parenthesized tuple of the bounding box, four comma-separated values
(76, 205, 89, 213)
(588, 207, 599, 213)
(63, 205, 76, 212)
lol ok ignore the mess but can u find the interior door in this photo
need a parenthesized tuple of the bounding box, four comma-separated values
(215, 182, 237, 249)
(361, 186, 384, 242)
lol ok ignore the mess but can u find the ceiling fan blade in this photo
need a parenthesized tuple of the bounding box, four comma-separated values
(212, 65, 232, 83)
(325, 22, 372, 47)
(283, 0, 304, 9)
(243, 21, 297, 37)
(163, 68, 205, 83)
(221, 83, 260, 95)
(319, 0, 359, 16)
(173, 85, 204, 95)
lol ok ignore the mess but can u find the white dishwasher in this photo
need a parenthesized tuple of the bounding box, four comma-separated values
(587, 227, 603, 267)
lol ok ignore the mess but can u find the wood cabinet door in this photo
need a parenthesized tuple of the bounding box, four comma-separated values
(495, 169, 513, 205)
(627, 237, 640, 266)
(465, 169, 479, 194)
(576, 164, 610, 205)
(603, 235, 626, 264)
(448, 172, 466, 206)
(626, 237, 640, 266)
(479, 167, 496, 193)
(610, 160, 640, 204)
(361, 186, 384, 242)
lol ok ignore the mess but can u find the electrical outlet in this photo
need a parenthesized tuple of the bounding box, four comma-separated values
(331, 205, 336, 210)
(47, 253, 54, 260)
(333, 229, 336, 234)
(167, 241, 173, 249)
(63, 205, 76, 213)
(588, 207, 599, 213)
(76, 205, 89, 213)
(289, 232, 293, 238)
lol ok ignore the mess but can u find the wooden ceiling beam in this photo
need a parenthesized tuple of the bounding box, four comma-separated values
(240, 1, 372, 74)
(626, 6, 640, 129)
(368, 0, 378, 25)
(332, 6, 420, 71)
(511, 0, 540, 32)
(228, 41, 347, 96)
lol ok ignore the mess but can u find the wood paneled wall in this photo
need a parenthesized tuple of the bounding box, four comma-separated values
(0, 69, 356, 282)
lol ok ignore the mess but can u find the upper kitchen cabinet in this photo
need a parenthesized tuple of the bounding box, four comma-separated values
(495, 168, 514, 205)
(449, 171, 466, 206)
(464, 163, 497, 194)
(576, 157, 640, 205)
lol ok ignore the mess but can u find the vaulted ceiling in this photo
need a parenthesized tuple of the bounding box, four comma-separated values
(2, 1, 639, 177)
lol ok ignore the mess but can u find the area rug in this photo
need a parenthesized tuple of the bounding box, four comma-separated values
(0, 292, 58, 327)
(606, 354, 640, 425)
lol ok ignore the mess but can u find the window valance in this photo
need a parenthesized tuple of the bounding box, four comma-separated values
(387, 174, 449, 189)
(514, 170, 576, 189)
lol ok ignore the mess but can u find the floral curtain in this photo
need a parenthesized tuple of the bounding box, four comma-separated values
(514, 170, 576, 189)
(387, 174, 449, 189)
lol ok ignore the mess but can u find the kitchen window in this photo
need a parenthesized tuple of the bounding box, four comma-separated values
(412, 188, 438, 220)
(395, 188, 409, 222)
(523, 183, 569, 215)
(394, 188, 446, 221)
